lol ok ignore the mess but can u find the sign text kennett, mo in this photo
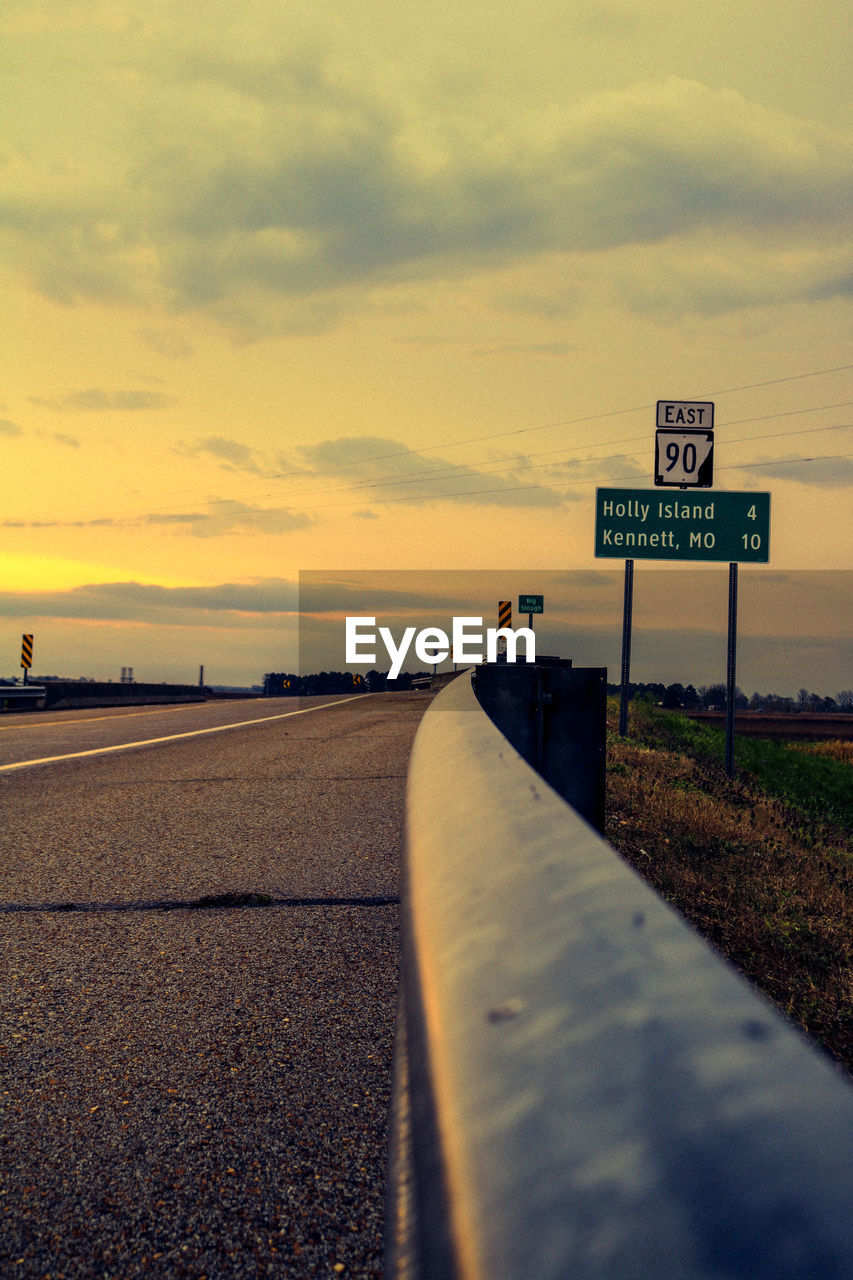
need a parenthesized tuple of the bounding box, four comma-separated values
(594, 488, 770, 563)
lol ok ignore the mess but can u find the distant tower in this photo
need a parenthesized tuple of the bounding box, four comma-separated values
(199, 664, 205, 688)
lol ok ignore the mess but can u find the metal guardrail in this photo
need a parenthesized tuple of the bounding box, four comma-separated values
(387, 671, 853, 1280)
(0, 683, 46, 710)
(473, 658, 606, 832)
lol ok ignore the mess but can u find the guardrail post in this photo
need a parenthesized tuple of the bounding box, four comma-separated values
(472, 658, 606, 833)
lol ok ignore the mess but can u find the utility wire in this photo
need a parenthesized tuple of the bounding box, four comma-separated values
(235, 451, 853, 514)
(10, 444, 848, 529)
(10, 362, 853, 524)
(191, 407, 852, 510)
(275, 411, 853, 500)
(264, 365, 853, 480)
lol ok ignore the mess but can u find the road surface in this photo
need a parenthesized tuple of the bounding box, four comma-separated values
(0, 693, 432, 1278)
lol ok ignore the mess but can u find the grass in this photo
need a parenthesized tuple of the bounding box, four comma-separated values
(630, 702, 853, 832)
(799, 740, 853, 766)
(605, 698, 853, 1077)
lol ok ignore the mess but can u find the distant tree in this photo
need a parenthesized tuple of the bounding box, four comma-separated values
(837, 690, 853, 712)
(702, 683, 728, 710)
(682, 684, 699, 710)
(662, 682, 684, 709)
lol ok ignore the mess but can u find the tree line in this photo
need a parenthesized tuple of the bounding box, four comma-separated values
(609, 682, 853, 713)
(264, 670, 852, 712)
(263, 669, 430, 696)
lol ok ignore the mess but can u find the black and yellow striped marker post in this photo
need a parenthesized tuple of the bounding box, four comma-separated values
(20, 633, 33, 685)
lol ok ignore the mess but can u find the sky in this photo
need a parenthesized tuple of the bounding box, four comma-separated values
(1, 0, 851, 694)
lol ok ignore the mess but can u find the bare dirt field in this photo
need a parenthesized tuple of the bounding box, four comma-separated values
(686, 712, 853, 740)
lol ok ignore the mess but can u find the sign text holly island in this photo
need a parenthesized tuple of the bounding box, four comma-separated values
(595, 488, 771, 563)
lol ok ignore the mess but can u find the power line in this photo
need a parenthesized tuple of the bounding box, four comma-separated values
(11, 362, 853, 524)
(9, 444, 848, 528)
(266, 451, 853, 513)
(185, 408, 852, 511)
(265, 364, 853, 480)
(285, 411, 853, 500)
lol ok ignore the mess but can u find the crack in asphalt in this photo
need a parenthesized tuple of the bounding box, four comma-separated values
(31, 774, 410, 786)
(0, 892, 401, 915)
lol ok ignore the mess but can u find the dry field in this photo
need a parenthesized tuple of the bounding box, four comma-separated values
(686, 711, 853, 740)
(606, 701, 853, 1078)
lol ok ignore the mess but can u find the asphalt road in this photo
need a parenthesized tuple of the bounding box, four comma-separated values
(0, 693, 432, 1278)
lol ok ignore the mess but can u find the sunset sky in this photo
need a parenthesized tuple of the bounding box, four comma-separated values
(1, 0, 851, 692)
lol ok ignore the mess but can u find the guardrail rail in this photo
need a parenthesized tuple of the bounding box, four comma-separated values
(387, 670, 853, 1280)
(0, 683, 46, 711)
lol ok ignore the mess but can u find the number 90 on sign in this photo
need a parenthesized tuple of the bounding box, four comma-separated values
(654, 429, 714, 488)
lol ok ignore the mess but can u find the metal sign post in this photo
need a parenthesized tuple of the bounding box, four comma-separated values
(618, 560, 634, 737)
(725, 563, 738, 776)
(519, 594, 544, 631)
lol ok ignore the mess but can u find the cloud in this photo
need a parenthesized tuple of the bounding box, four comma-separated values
(28, 389, 177, 412)
(298, 435, 567, 508)
(137, 327, 196, 358)
(0, 502, 311, 536)
(177, 435, 267, 474)
(143, 74, 851, 304)
(145, 500, 313, 537)
(473, 342, 576, 357)
(612, 238, 853, 318)
(0, 419, 23, 436)
(731, 456, 853, 488)
(0, 517, 118, 529)
(5, 29, 852, 334)
(0, 577, 299, 624)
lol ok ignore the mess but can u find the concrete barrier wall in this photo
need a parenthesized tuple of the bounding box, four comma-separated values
(388, 671, 853, 1280)
(41, 681, 206, 710)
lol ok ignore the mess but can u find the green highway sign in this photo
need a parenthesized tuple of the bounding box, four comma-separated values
(518, 594, 544, 614)
(595, 488, 771, 562)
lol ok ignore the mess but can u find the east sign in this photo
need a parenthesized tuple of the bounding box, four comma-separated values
(656, 400, 714, 428)
(654, 400, 715, 488)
